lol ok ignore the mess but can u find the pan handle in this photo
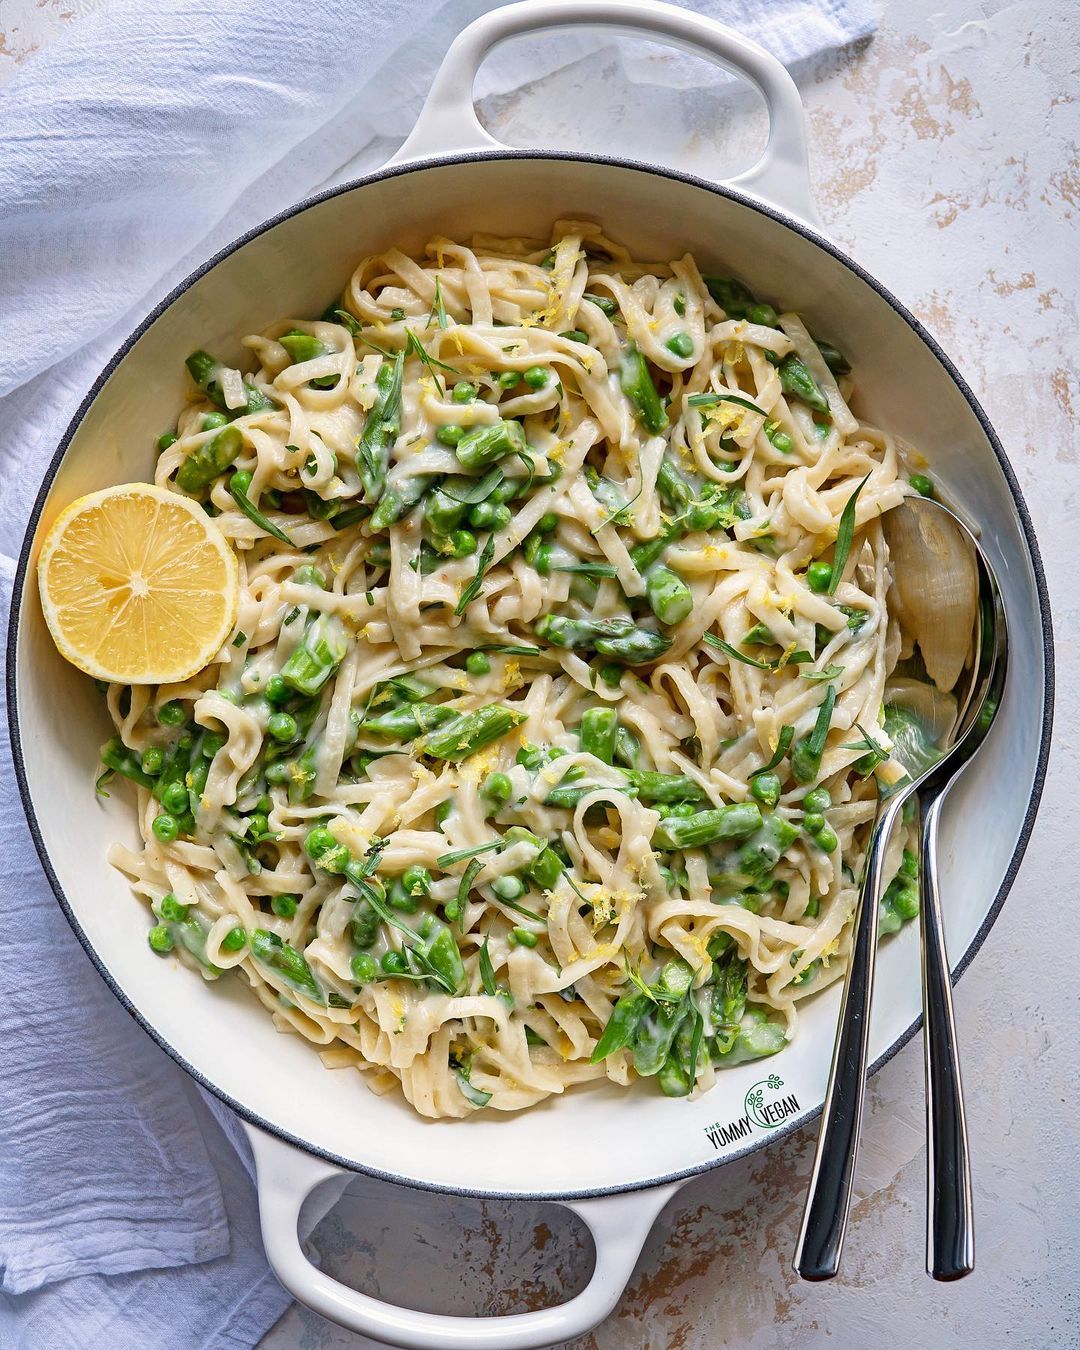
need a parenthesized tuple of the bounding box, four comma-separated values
(245, 1122, 681, 1349)
(389, 0, 820, 227)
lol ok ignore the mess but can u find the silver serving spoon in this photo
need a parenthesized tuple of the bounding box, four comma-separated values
(794, 495, 1008, 1283)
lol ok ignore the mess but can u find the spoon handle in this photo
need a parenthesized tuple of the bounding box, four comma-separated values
(920, 792, 975, 1280)
(794, 795, 903, 1281)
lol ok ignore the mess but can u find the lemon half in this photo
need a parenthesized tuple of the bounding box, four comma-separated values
(37, 483, 239, 684)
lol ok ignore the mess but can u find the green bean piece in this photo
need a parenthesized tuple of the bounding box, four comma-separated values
(644, 564, 693, 626)
(356, 351, 404, 502)
(361, 702, 457, 742)
(652, 801, 762, 851)
(280, 613, 348, 697)
(176, 425, 243, 493)
(100, 737, 155, 789)
(779, 353, 829, 414)
(251, 928, 325, 1005)
(620, 342, 668, 434)
(590, 990, 652, 1062)
(703, 276, 756, 319)
(229, 471, 293, 544)
(419, 705, 527, 763)
(534, 614, 672, 665)
(454, 418, 528, 471)
(370, 472, 435, 528)
(624, 771, 706, 804)
(816, 340, 851, 375)
(790, 684, 837, 784)
(580, 707, 618, 764)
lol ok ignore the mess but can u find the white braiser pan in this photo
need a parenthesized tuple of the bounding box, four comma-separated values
(7, 2, 1053, 1345)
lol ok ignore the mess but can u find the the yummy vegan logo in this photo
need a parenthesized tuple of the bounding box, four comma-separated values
(703, 1075, 800, 1149)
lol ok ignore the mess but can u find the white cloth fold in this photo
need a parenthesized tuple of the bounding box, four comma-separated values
(0, 0, 875, 1345)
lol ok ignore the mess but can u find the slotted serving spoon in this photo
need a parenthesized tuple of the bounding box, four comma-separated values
(794, 495, 1009, 1283)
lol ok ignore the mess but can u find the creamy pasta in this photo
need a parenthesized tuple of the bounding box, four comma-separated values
(99, 220, 935, 1118)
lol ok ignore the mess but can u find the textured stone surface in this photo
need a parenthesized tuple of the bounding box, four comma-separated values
(3, 0, 1076, 1345)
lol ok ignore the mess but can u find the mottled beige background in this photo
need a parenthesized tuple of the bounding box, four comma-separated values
(2, 0, 1076, 1345)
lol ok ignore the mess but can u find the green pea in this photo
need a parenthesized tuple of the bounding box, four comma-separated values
(246, 814, 269, 842)
(669, 802, 697, 819)
(750, 772, 781, 808)
(158, 700, 186, 727)
(148, 924, 173, 953)
(494, 875, 526, 901)
(202, 411, 230, 431)
(523, 366, 548, 389)
(141, 747, 164, 776)
(452, 382, 477, 403)
(271, 894, 298, 918)
(893, 883, 920, 920)
(152, 813, 179, 843)
(536, 512, 559, 534)
(266, 675, 290, 705)
(304, 826, 336, 859)
(436, 424, 465, 447)
(466, 652, 491, 676)
(381, 950, 409, 975)
(162, 781, 190, 815)
(446, 529, 476, 557)
(807, 561, 833, 593)
(498, 370, 521, 388)
(509, 926, 538, 948)
(268, 711, 298, 742)
(747, 303, 779, 327)
(222, 926, 247, 952)
(158, 893, 188, 922)
(665, 331, 694, 359)
(910, 473, 934, 497)
(157, 431, 178, 452)
(264, 761, 292, 785)
(814, 825, 839, 852)
(804, 787, 831, 812)
(599, 663, 623, 688)
(351, 952, 378, 983)
(402, 865, 432, 898)
(803, 811, 825, 834)
(481, 771, 512, 809)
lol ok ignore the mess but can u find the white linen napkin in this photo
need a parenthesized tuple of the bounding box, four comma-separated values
(0, 0, 876, 1344)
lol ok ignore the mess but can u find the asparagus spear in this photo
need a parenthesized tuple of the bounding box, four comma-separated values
(643, 565, 693, 626)
(579, 707, 617, 764)
(779, 353, 829, 414)
(360, 702, 457, 741)
(652, 801, 762, 851)
(280, 613, 348, 697)
(534, 614, 673, 665)
(250, 928, 325, 1005)
(419, 705, 526, 763)
(620, 342, 668, 434)
(176, 425, 243, 493)
(454, 419, 527, 471)
(357, 351, 404, 501)
(185, 350, 275, 417)
(370, 471, 435, 528)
